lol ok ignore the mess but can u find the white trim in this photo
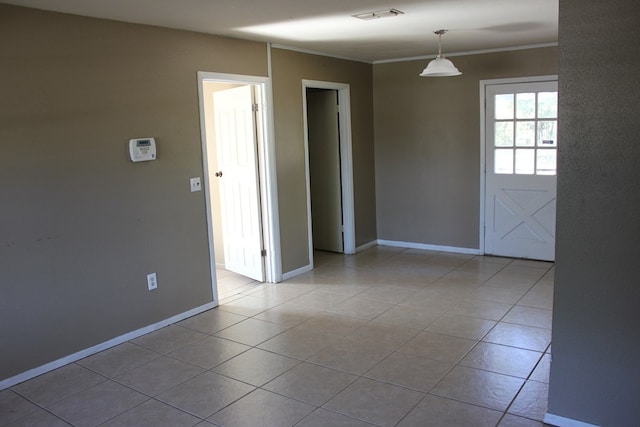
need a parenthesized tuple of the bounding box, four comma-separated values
(302, 80, 357, 258)
(377, 239, 482, 255)
(264, 44, 283, 283)
(301, 85, 315, 274)
(478, 75, 559, 257)
(270, 43, 370, 64)
(197, 71, 281, 284)
(479, 81, 486, 257)
(373, 42, 558, 64)
(271, 42, 558, 66)
(0, 302, 216, 391)
(282, 264, 313, 281)
(356, 240, 378, 252)
(543, 413, 601, 427)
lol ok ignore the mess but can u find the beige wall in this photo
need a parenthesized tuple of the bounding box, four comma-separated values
(373, 47, 558, 249)
(0, 4, 267, 381)
(271, 49, 376, 273)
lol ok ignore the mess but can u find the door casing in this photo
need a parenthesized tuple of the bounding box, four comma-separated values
(302, 80, 356, 269)
(197, 71, 281, 302)
(306, 88, 344, 253)
(479, 75, 559, 259)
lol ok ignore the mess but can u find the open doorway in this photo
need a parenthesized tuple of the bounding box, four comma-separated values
(307, 88, 343, 253)
(197, 72, 280, 301)
(302, 80, 356, 269)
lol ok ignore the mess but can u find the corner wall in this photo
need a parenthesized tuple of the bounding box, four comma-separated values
(547, 0, 640, 425)
(0, 5, 267, 382)
(270, 49, 376, 273)
(373, 47, 558, 249)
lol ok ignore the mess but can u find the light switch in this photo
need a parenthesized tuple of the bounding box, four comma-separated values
(190, 177, 201, 192)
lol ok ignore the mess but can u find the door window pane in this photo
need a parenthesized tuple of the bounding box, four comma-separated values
(516, 93, 535, 119)
(495, 121, 514, 147)
(516, 121, 536, 147)
(495, 149, 513, 174)
(495, 94, 514, 119)
(538, 92, 558, 118)
(537, 149, 557, 175)
(537, 121, 557, 147)
(491, 87, 558, 177)
(515, 149, 535, 174)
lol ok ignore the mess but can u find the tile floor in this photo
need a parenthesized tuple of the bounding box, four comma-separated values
(1, 246, 553, 427)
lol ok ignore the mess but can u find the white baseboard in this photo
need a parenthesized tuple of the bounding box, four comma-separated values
(544, 413, 601, 427)
(355, 240, 377, 252)
(0, 301, 218, 391)
(377, 239, 482, 255)
(281, 263, 313, 281)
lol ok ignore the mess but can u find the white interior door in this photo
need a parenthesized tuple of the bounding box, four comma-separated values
(307, 89, 344, 253)
(213, 85, 265, 281)
(485, 80, 558, 261)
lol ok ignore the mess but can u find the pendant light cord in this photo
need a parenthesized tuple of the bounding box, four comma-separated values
(434, 29, 447, 59)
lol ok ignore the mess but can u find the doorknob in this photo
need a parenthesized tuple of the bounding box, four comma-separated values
(215, 171, 223, 177)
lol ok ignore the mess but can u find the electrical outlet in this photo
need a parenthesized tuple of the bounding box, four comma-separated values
(147, 272, 158, 291)
(190, 177, 201, 192)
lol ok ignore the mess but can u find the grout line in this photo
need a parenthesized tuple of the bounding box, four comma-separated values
(10, 246, 553, 426)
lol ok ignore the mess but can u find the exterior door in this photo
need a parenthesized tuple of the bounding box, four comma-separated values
(306, 89, 344, 253)
(485, 80, 558, 261)
(213, 85, 265, 281)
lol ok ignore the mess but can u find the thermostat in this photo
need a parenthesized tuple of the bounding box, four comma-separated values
(129, 138, 157, 162)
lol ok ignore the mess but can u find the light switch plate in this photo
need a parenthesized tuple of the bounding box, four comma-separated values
(190, 177, 201, 192)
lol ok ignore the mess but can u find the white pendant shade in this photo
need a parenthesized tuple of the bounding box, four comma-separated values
(419, 29, 462, 77)
(419, 56, 462, 77)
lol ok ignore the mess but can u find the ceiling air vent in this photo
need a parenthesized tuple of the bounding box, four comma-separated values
(353, 9, 404, 20)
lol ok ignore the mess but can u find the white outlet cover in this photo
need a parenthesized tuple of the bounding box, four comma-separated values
(190, 177, 201, 192)
(147, 272, 157, 290)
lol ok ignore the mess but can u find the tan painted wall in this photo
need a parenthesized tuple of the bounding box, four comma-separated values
(271, 49, 376, 273)
(0, 4, 267, 381)
(373, 47, 558, 249)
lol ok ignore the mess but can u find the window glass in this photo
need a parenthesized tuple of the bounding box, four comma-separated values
(495, 122, 514, 147)
(537, 121, 557, 147)
(516, 93, 536, 119)
(495, 94, 514, 120)
(537, 150, 557, 175)
(516, 121, 536, 147)
(492, 89, 557, 176)
(515, 149, 535, 174)
(495, 149, 514, 174)
(538, 92, 558, 118)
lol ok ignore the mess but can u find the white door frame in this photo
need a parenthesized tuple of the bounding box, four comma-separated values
(302, 80, 356, 266)
(479, 75, 558, 255)
(197, 71, 282, 299)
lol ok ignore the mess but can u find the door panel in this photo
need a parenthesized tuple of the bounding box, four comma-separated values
(306, 89, 343, 253)
(213, 85, 264, 280)
(485, 81, 558, 261)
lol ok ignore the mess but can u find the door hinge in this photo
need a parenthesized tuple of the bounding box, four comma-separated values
(252, 103, 259, 112)
(261, 249, 267, 257)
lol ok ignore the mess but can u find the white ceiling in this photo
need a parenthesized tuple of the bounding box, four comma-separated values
(2, 0, 558, 62)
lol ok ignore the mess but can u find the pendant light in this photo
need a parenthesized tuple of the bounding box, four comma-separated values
(419, 29, 461, 77)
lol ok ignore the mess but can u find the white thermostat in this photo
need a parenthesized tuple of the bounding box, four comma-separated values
(129, 138, 157, 162)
